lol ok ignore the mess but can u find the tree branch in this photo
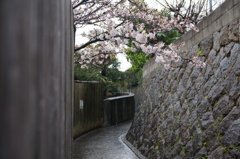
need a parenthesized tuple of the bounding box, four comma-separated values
(73, 0, 88, 9)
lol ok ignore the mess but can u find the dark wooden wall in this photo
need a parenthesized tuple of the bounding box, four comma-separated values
(73, 81, 104, 138)
(104, 96, 135, 126)
(0, 0, 74, 159)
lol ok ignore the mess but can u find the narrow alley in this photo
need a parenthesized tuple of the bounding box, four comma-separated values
(72, 122, 140, 159)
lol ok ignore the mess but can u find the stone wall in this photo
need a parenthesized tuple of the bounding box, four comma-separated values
(127, 0, 240, 158)
(74, 81, 104, 138)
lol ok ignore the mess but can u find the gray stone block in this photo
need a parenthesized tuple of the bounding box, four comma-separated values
(208, 79, 225, 104)
(219, 106, 240, 134)
(231, 46, 240, 76)
(204, 65, 213, 81)
(233, 59, 240, 76)
(222, 119, 240, 147)
(213, 32, 221, 51)
(200, 35, 213, 57)
(219, 57, 229, 74)
(194, 147, 208, 159)
(229, 19, 239, 41)
(197, 99, 210, 117)
(220, 26, 231, 46)
(208, 147, 223, 159)
(224, 42, 235, 55)
(208, 49, 217, 64)
(213, 95, 231, 118)
(206, 137, 221, 153)
(200, 112, 215, 129)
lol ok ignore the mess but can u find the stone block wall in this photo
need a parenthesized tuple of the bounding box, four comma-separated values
(127, 0, 240, 158)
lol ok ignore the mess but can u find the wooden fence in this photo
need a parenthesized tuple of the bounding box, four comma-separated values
(104, 93, 135, 126)
(73, 81, 104, 138)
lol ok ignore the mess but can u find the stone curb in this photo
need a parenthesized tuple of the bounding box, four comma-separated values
(120, 133, 147, 159)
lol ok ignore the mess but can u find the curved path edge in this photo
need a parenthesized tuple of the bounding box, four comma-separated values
(120, 133, 147, 159)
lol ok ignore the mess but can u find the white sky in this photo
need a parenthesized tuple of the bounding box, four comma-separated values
(146, 0, 163, 9)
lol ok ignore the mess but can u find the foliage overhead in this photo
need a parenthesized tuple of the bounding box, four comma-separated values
(72, 0, 205, 69)
(126, 50, 149, 72)
(74, 57, 126, 96)
(74, 64, 108, 82)
(126, 29, 182, 71)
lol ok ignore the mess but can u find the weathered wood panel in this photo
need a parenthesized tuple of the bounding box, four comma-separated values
(0, 0, 74, 159)
(73, 81, 104, 138)
(104, 94, 135, 126)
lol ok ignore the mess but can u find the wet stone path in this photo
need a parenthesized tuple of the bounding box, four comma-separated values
(72, 122, 139, 159)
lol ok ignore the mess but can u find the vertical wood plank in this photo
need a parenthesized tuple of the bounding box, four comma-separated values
(0, 0, 73, 159)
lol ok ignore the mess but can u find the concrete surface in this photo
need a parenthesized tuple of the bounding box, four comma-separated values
(72, 122, 140, 159)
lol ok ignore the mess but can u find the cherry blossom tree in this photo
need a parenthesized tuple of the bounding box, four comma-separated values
(72, 0, 205, 69)
(155, 0, 226, 24)
(155, 0, 207, 24)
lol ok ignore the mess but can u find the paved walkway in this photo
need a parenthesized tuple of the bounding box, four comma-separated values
(72, 122, 139, 159)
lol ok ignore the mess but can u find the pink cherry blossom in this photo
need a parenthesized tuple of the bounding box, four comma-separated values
(155, 55, 165, 63)
(73, 0, 204, 68)
(136, 33, 148, 44)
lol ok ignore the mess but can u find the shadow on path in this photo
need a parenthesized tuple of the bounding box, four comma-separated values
(72, 122, 138, 159)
